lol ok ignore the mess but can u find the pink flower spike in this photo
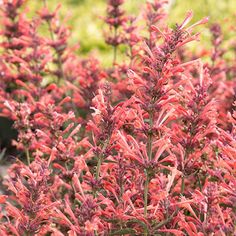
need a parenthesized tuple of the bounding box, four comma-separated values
(179, 10, 193, 30)
(154, 143, 168, 162)
(186, 16, 209, 31)
(15, 79, 31, 91)
(216, 203, 225, 225)
(68, 124, 81, 138)
(72, 173, 85, 200)
(0, 195, 7, 204)
(4, 101, 14, 112)
(157, 107, 175, 127)
(48, 147, 57, 166)
(176, 33, 201, 48)
(150, 25, 167, 39)
(58, 96, 72, 106)
(166, 168, 178, 193)
(142, 41, 154, 59)
(123, 191, 137, 213)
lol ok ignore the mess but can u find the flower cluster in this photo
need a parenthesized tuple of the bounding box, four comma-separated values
(0, 0, 236, 235)
(104, 0, 127, 64)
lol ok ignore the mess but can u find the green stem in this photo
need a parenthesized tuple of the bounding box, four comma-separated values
(147, 111, 154, 161)
(181, 174, 185, 194)
(197, 172, 203, 191)
(113, 27, 118, 65)
(129, 45, 133, 66)
(95, 139, 109, 180)
(113, 45, 117, 65)
(144, 170, 149, 217)
(43, 0, 64, 84)
(153, 209, 178, 232)
(181, 150, 190, 194)
(144, 171, 149, 236)
(95, 154, 103, 180)
(26, 148, 30, 165)
(118, 163, 124, 200)
(93, 139, 110, 198)
(119, 180, 124, 200)
(144, 110, 154, 235)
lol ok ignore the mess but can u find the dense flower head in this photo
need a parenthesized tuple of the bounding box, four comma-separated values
(106, 0, 126, 27)
(0, 158, 58, 235)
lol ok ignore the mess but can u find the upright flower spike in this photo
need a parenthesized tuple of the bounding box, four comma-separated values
(87, 84, 119, 184)
(1, 158, 58, 235)
(143, 0, 167, 49)
(172, 62, 218, 197)
(210, 23, 224, 65)
(0, 0, 27, 49)
(123, 16, 142, 64)
(105, 0, 127, 64)
(115, 12, 210, 234)
(0, 1, 47, 89)
(65, 57, 106, 112)
(206, 23, 234, 129)
(206, 107, 236, 234)
(39, 1, 74, 84)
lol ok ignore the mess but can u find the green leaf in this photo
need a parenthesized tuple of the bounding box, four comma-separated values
(104, 159, 118, 164)
(127, 219, 149, 232)
(104, 218, 120, 223)
(109, 228, 136, 235)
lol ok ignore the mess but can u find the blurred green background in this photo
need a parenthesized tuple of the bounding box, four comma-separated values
(29, 0, 236, 63)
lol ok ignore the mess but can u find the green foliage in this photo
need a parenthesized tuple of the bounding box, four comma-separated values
(29, 0, 236, 64)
